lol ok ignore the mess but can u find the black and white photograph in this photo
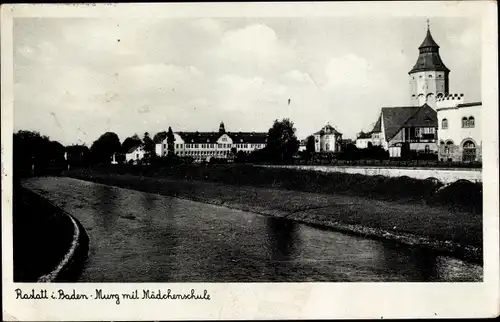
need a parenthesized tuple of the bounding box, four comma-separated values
(2, 1, 498, 320)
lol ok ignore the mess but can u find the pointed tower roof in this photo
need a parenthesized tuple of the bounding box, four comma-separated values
(418, 28, 440, 49)
(409, 24, 449, 74)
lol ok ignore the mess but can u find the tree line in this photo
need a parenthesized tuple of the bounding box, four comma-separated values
(12, 119, 303, 174)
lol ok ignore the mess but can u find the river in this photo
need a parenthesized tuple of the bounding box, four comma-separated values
(22, 177, 482, 282)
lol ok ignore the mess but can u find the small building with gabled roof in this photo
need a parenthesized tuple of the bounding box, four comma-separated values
(312, 123, 343, 153)
(125, 145, 146, 164)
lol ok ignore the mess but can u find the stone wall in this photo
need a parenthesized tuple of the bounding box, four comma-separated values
(260, 164, 482, 184)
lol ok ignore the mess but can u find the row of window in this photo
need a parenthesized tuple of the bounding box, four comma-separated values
(414, 127, 436, 137)
(164, 150, 232, 156)
(412, 74, 444, 80)
(163, 143, 265, 149)
(440, 140, 477, 155)
(441, 116, 475, 129)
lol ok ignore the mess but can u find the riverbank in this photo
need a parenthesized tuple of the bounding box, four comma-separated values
(73, 163, 483, 214)
(13, 184, 89, 282)
(66, 170, 483, 264)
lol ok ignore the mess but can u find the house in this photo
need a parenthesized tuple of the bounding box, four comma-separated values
(155, 122, 268, 162)
(436, 96, 481, 162)
(125, 145, 146, 164)
(355, 131, 382, 149)
(369, 104, 438, 158)
(298, 139, 307, 152)
(313, 123, 342, 153)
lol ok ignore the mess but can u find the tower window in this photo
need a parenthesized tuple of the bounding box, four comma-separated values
(468, 116, 475, 128)
(429, 74, 433, 78)
(442, 118, 448, 129)
(462, 117, 468, 128)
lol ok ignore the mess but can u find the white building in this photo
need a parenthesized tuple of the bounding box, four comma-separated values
(437, 96, 481, 162)
(125, 145, 146, 164)
(355, 131, 383, 149)
(313, 123, 342, 153)
(155, 122, 267, 162)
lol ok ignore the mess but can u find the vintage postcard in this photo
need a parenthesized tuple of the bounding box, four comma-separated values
(1, 1, 499, 320)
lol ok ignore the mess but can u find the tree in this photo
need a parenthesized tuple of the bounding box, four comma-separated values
(13, 130, 66, 177)
(121, 134, 142, 153)
(167, 127, 175, 155)
(153, 131, 168, 144)
(90, 132, 121, 164)
(306, 135, 315, 153)
(266, 118, 300, 163)
(235, 150, 247, 163)
(66, 144, 91, 167)
(143, 132, 155, 161)
(305, 135, 316, 164)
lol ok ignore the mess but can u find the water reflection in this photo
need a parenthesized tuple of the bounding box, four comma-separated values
(378, 243, 439, 281)
(265, 217, 301, 262)
(95, 184, 119, 230)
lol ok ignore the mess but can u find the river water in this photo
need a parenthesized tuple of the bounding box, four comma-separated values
(23, 177, 482, 282)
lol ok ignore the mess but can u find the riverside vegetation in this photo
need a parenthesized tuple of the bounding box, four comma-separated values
(66, 163, 483, 264)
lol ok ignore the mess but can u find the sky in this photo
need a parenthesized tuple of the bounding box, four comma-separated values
(13, 16, 481, 145)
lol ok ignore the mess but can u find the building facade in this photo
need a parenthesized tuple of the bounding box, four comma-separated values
(437, 97, 482, 162)
(155, 122, 267, 162)
(313, 124, 342, 153)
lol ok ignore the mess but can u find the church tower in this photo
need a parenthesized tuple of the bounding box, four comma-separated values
(409, 22, 449, 108)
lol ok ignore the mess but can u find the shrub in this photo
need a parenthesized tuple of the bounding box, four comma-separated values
(428, 180, 483, 214)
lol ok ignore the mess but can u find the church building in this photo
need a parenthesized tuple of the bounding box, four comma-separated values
(357, 23, 481, 161)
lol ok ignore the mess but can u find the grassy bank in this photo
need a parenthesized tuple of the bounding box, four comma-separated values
(66, 169, 483, 264)
(78, 163, 482, 214)
(13, 184, 76, 282)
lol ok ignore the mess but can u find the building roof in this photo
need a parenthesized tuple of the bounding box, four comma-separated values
(457, 101, 482, 108)
(314, 124, 342, 136)
(418, 28, 440, 49)
(409, 28, 449, 74)
(228, 132, 268, 144)
(381, 104, 437, 141)
(371, 117, 382, 133)
(178, 132, 221, 144)
(126, 145, 142, 154)
(177, 131, 267, 144)
(357, 132, 372, 139)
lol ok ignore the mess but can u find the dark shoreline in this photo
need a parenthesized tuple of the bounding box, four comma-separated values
(13, 185, 89, 282)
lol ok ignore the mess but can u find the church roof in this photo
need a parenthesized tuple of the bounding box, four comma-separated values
(418, 28, 440, 49)
(380, 104, 437, 141)
(409, 28, 449, 74)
